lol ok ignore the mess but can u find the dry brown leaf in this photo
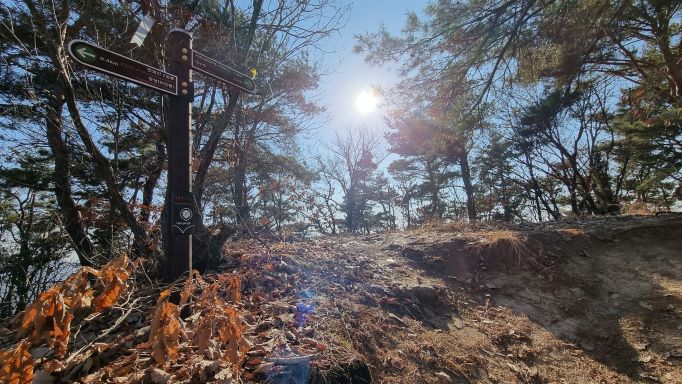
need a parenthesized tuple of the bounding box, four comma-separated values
(61, 267, 98, 310)
(92, 275, 125, 312)
(92, 256, 131, 312)
(17, 305, 38, 335)
(0, 339, 33, 384)
(161, 302, 181, 362)
(179, 270, 202, 307)
(14, 255, 135, 359)
(223, 275, 241, 303)
(148, 293, 181, 365)
(218, 307, 248, 365)
(17, 288, 73, 357)
(193, 318, 213, 355)
(157, 289, 171, 304)
(47, 311, 73, 357)
(184, 271, 250, 370)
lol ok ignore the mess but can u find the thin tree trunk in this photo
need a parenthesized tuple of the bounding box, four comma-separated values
(233, 147, 251, 225)
(45, 94, 95, 267)
(140, 138, 165, 223)
(459, 153, 477, 221)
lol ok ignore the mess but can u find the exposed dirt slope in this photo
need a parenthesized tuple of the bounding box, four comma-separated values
(231, 214, 682, 383)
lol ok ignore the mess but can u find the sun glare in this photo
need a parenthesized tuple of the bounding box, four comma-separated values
(355, 90, 379, 114)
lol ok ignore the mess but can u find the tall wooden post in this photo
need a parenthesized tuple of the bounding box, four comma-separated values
(165, 29, 193, 282)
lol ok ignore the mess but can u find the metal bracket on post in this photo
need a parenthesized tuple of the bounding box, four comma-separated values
(165, 29, 193, 283)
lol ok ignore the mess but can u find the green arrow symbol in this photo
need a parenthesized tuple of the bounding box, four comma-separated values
(75, 45, 96, 62)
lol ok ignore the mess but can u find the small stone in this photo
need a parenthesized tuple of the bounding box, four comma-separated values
(149, 368, 171, 384)
(30, 346, 52, 359)
(580, 340, 595, 351)
(449, 318, 464, 330)
(507, 362, 522, 373)
(435, 371, 452, 382)
(202, 360, 221, 376)
(633, 342, 648, 351)
(32, 370, 55, 384)
(255, 320, 274, 333)
(637, 355, 652, 363)
(388, 313, 408, 327)
(214, 368, 233, 384)
(407, 285, 440, 305)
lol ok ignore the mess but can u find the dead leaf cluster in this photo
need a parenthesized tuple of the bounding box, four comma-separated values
(0, 256, 136, 383)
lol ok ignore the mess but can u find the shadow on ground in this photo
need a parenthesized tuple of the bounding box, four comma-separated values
(395, 217, 682, 382)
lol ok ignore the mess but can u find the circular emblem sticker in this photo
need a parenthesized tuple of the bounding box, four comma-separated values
(179, 208, 192, 221)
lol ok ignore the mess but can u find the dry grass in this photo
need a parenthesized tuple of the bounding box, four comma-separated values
(468, 230, 545, 267)
(446, 220, 509, 233)
(621, 202, 663, 215)
(557, 227, 584, 237)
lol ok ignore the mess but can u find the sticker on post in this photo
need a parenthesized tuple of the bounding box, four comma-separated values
(172, 190, 194, 234)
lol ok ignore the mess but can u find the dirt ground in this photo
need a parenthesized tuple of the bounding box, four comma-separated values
(4, 214, 681, 384)
(231, 214, 682, 383)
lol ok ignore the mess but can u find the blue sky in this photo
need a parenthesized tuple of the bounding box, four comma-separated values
(312, 1, 428, 144)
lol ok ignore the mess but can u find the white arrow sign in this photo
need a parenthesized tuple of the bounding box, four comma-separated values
(76, 47, 96, 60)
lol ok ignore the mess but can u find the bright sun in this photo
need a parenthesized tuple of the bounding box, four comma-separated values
(355, 90, 379, 114)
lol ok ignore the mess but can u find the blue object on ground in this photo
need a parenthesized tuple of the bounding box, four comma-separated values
(296, 303, 315, 327)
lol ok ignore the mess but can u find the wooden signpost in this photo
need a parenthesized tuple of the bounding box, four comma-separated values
(67, 29, 255, 283)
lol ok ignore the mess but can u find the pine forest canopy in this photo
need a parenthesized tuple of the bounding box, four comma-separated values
(0, 0, 680, 319)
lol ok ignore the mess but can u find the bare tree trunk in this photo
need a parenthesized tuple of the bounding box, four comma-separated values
(425, 159, 440, 219)
(232, 146, 251, 225)
(45, 93, 95, 267)
(459, 153, 477, 221)
(345, 184, 356, 232)
(140, 137, 165, 223)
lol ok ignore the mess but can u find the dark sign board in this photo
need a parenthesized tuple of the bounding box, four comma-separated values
(192, 51, 255, 93)
(171, 190, 194, 235)
(67, 40, 178, 95)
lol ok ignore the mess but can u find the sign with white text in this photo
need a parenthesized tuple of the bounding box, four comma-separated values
(68, 40, 178, 95)
(192, 51, 255, 93)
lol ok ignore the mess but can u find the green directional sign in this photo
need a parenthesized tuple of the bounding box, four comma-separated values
(67, 40, 178, 95)
(192, 51, 256, 93)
